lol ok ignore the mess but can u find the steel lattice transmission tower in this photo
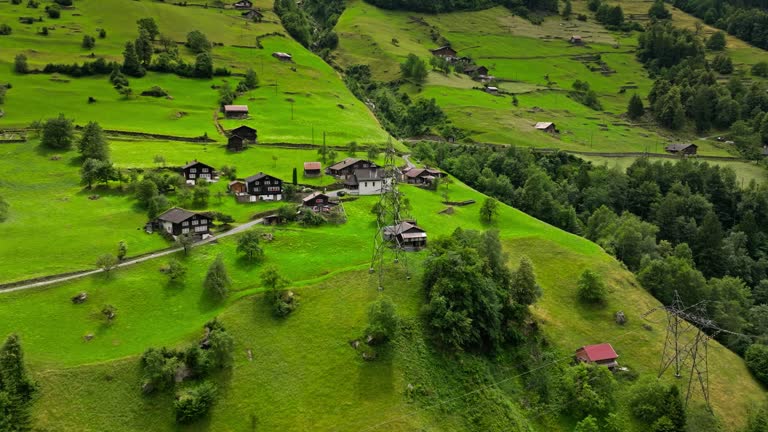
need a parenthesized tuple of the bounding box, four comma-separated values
(369, 139, 410, 290)
(643, 291, 717, 411)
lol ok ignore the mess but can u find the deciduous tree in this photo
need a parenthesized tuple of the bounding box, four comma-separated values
(204, 255, 230, 300)
(41, 114, 74, 150)
(236, 230, 264, 262)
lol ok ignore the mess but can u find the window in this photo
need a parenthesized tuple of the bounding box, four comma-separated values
(364, 182, 368, 187)
(265, 180, 271, 185)
(192, 220, 199, 226)
(254, 181, 260, 185)
(202, 168, 208, 172)
(182, 228, 190, 234)
(194, 226, 207, 232)
(200, 219, 208, 224)
(268, 186, 280, 192)
(190, 168, 197, 173)
(183, 221, 189, 226)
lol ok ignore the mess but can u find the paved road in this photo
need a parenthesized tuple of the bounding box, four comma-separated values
(0, 217, 266, 294)
(403, 154, 416, 169)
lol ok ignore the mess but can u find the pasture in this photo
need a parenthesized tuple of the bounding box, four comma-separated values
(0, 179, 761, 431)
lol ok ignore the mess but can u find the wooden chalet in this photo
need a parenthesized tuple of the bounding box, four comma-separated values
(402, 167, 445, 185)
(569, 35, 583, 45)
(430, 46, 457, 59)
(464, 65, 489, 77)
(303, 161, 322, 177)
(575, 343, 619, 368)
(665, 143, 698, 156)
(534, 122, 557, 134)
(232, 0, 252, 9)
(224, 105, 249, 119)
(241, 9, 263, 21)
(153, 208, 212, 237)
(228, 180, 247, 194)
(230, 125, 257, 143)
(302, 191, 336, 212)
(245, 172, 283, 201)
(272, 52, 293, 61)
(227, 134, 246, 152)
(383, 221, 427, 251)
(181, 160, 216, 183)
(326, 157, 378, 177)
(485, 86, 499, 94)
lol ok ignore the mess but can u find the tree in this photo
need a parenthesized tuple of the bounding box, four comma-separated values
(122, 41, 145, 77)
(577, 269, 607, 304)
(174, 382, 217, 424)
(135, 29, 153, 67)
(627, 93, 645, 120)
(706, 31, 727, 51)
(78, 121, 109, 161)
(192, 183, 210, 207)
(219, 165, 236, 180)
(559, 363, 616, 418)
(80, 158, 116, 188)
(82, 34, 95, 49)
(176, 233, 194, 255)
(137, 17, 159, 40)
(367, 145, 379, 161)
(693, 211, 725, 277)
(117, 241, 127, 261)
(0, 334, 36, 430)
(348, 141, 358, 156)
(747, 344, 768, 385)
(236, 230, 264, 262)
(648, 0, 670, 20)
(400, 53, 428, 84)
(366, 296, 399, 344)
(193, 52, 213, 78)
(655, 86, 686, 129)
(204, 319, 234, 368)
(204, 255, 230, 300)
(511, 256, 541, 306)
(711, 54, 733, 74)
(14, 54, 28, 74)
(96, 253, 118, 273)
(479, 197, 499, 223)
(41, 114, 74, 150)
(45, 4, 60, 18)
(243, 68, 258, 89)
(165, 259, 187, 282)
(218, 82, 235, 106)
(575, 416, 600, 432)
(752, 62, 768, 78)
(186, 30, 211, 53)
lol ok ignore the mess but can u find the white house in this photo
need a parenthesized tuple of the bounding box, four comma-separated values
(345, 168, 391, 196)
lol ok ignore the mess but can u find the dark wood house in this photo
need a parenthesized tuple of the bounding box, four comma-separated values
(665, 143, 698, 156)
(464, 65, 489, 77)
(230, 125, 257, 143)
(245, 172, 283, 201)
(227, 134, 246, 152)
(304, 161, 322, 177)
(326, 158, 378, 177)
(430, 46, 457, 59)
(302, 191, 335, 212)
(241, 9, 263, 21)
(383, 221, 427, 251)
(181, 160, 216, 183)
(232, 0, 252, 9)
(224, 105, 249, 119)
(534, 122, 557, 134)
(154, 208, 212, 237)
(575, 343, 619, 368)
(402, 167, 445, 185)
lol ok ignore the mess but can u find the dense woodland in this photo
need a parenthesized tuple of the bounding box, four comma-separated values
(362, 0, 558, 16)
(672, 0, 768, 50)
(414, 143, 768, 379)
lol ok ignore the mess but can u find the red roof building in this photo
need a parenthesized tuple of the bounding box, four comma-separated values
(575, 343, 619, 368)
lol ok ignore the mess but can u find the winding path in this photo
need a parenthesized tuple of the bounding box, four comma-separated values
(0, 218, 266, 294)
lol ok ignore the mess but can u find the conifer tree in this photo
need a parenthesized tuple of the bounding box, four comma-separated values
(511, 257, 541, 306)
(78, 121, 109, 162)
(122, 41, 145, 77)
(627, 93, 645, 120)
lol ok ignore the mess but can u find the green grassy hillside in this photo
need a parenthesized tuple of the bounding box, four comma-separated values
(332, 0, 734, 156)
(1, 179, 763, 431)
(0, 0, 390, 145)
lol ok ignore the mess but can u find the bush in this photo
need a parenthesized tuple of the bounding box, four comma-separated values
(140, 86, 169, 97)
(185, 30, 211, 53)
(53, 0, 72, 5)
(27, 0, 39, 8)
(706, 31, 726, 51)
(41, 114, 75, 150)
(82, 35, 95, 49)
(14, 54, 28, 73)
(752, 62, 768, 78)
(366, 296, 399, 344)
(577, 270, 607, 304)
(174, 382, 217, 424)
(45, 4, 61, 18)
(711, 54, 734, 74)
(0, 24, 12, 35)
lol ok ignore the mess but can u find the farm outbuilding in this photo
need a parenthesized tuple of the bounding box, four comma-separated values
(233, 0, 252, 8)
(181, 160, 217, 183)
(665, 143, 698, 156)
(224, 105, 249, 119)
(534, 122, 557, 134)
(402, 167, 445, 185)
(575, 343, 619, 368)
(383, 221, 427, 251)
(430, 46, 457, 59)
(465, 65, 489, 77)
(302, 192, 336, 212)
(569, 35, 584, 45)
(227, 134, 246, 152)
(272, 52, 293, 61)
(241, 9, 263, 21)
(152, 208, 212, 237)
(304, 161, 322, 177)
(230, 125, 257, 143)
(228, 180, 247, 194)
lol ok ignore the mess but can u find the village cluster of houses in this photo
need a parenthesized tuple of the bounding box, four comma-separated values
(429, 46, 492, 83)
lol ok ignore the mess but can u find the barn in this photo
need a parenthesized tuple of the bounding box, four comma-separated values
(575, 343, 619, 368)
(224, 105, 249, 119)
(665, 143, 698, 156)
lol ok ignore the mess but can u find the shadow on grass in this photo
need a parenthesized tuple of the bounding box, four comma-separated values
(198, 286, 226, 314)
(356, 343, 395, 400)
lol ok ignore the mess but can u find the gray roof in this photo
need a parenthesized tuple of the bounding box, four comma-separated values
(302, 191, 329, 203)
(383, 221, 426, 236)
(535, 122, 554, 129)
(328, 157, 362, 171)
(665, 143, 697, 151)
(181, 160, 214, 170)
(354, 168, 385, 181)
(157, 208, 201, 224)
(245, 172, 281, 182)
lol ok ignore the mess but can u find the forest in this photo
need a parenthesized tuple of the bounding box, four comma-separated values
(671, 0, 768, 50)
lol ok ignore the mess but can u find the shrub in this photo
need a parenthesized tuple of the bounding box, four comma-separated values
(82, 35, 95, 49)
(711, 54, 733, 74)
(45, 4, 61, 18)
(706, 31, 726, 51)
(140, 86, 169, 97)
(0, 24, 12, 35)
(27, 0, 39, 7)
(11, 0, 22, 4)
(185, 30, 211, 53)
(746, 344, 768, 385)
(98, 28, 106, 38)
(577, 270, 607, 304)
(752, 62, 768, 78)
(366, 296, 399, 344)
(174, 382, 217, 424)
(14, 54, 28, 74)
(53, 0, 72, 5)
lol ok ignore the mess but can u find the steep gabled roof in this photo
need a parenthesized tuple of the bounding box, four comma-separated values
(245, 172, 281, 183)
(181, 160, 215, 170)
(304, 162, 322, 170)
(302, 191, 330, 203)
(578, 343, 618, 362)
(156, 208, 200, 224)
(535, 122, 554, 129)
(383, 221, 426, 237)
(224, 105, 249, 112)
(665, 143, 697, 152)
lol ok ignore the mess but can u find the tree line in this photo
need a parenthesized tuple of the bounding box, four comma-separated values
(672, 0, 768, 50)
(414, 143, 768, 366)
(361, 0, 558, 21)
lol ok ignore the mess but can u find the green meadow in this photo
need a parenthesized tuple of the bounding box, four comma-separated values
(333, 0, 735, 156)
(0, 180, 762, 431)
